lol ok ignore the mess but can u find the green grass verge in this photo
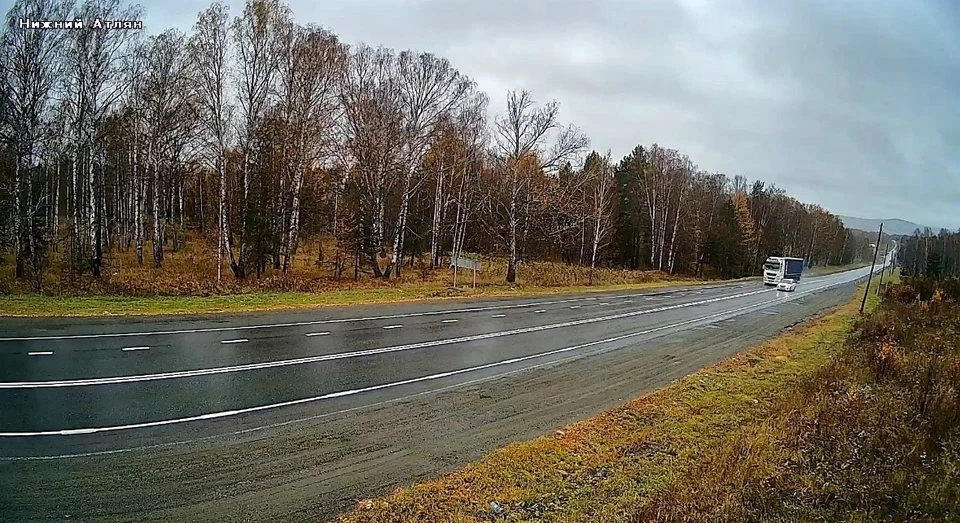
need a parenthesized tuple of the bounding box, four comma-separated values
(0, 278, 715, 317)
(336, 274, 894, 522)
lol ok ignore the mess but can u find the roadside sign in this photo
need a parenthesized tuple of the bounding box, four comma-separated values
(451, 256, 480, 271)
(451, 256, 481, 288)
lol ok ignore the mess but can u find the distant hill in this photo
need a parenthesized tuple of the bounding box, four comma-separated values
(839, 216, 945, 236)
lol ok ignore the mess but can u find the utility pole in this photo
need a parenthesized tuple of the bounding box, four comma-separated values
(860, 223, 883, 314)
(876, 242, 888, 296)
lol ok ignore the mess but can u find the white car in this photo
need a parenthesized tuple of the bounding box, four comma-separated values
(776, 279, 797, 292)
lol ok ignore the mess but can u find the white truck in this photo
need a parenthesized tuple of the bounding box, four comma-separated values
(763, 256, 805, 286)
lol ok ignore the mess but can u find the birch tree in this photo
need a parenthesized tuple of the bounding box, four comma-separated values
(339, 44, 404, 277)
(275, 22, 346, 273)
(189, 1, 233, 281)
(490, 89, 587, 283)
(588, 150, 614, 276)
(230, 0, 283, 278)
(0, 0, 72, 280)
(66, 0, 142, 277)
(383, 50, 474, 279)
(141, 29, 193, 267)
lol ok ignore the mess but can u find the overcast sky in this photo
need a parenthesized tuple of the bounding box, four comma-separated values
(13, 0, 960, 228)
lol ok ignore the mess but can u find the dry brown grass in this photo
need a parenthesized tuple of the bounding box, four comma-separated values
(335, 277, 874, 522)
(642, 273, 960, 522)
(0, 233, 701, 316)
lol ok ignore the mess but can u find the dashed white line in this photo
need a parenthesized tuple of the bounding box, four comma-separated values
(534, 310, 546, 313)
(27, 351, 53, 356)
(623, 300, 633, 304)
(382, 325, 403, 330)
(0, 293, 672, 342)
(598, 302, 610, 306)
(569, 305, 581, 309)
(220, 339, 248, 344)
(441, 319, 458, 324)
(0, 292, 813, 437)
(305, 332, 330, 337)
(491, 314, 506, 318)
(0, 280, 852, 390)
(121, 346, 150, 352)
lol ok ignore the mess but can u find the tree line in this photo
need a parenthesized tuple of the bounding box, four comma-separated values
(0, 0, 876, 292)
(898, 228, 960, 280)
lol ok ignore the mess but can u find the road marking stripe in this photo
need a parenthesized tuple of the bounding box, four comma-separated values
(121, 346, 149, 352)
(382, 325, 403, 330)
(534, 310, 546, 313)
(0, 278, 861, 390)
(27, 351, 53, 356)
(305, 332, 330, 337)
(5, 270, 874, 343)
(491, 314, 506, 318)
(0, 292, 814, 437)
(441, 319, 458, 324)
(0, 291, 707, 342)
(569, 306, 581, 309)
(220, 339, 248, 344)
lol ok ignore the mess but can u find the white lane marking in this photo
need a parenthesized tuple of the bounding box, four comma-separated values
(121, 346, 149, 352)
(382, 325, 403, 330)
(569, 306, 581, 309)
(764, 312, 779, 316)
(534, 310, 546, 313)
(598, 302, 609, 306)
(623, 300, 633, 304)
(0, 290, 810, 438)
(0, 280, 851, 390)
(707, 325, 722, 329)
(220, 339, 248, 345)
(491, 314, 506, 318)
(0, 291, 695, 342)
(27, 351, 53, 356)
(305, 332, 330, 337)
(441, 319, 458, 324)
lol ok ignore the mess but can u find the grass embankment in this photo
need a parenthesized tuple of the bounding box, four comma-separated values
(0, 235, 700, 317)
(805, 261, 869, 276)
(337, 269, 960, 522)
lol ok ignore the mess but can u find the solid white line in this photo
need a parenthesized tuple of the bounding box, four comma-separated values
(0, 288, 821, 438)
(0, 280, 852, 390)
(27, 351, 53, 356)
(441, 319, 458, 324)
(121, 346, 150, 352)
(220, 339, 248, 345)
(491, 314, 506, 318)
(382, 325, 403, 330)
(305, 332, 330, 337)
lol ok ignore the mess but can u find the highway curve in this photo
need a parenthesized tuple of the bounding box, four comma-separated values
(0, 263, 888, 522)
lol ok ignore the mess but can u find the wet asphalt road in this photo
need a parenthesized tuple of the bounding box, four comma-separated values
(0, 260, 890, 521)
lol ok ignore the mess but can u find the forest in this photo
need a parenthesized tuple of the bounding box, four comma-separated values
(0, 0, 877, 295)
(898, 228, 960, 280)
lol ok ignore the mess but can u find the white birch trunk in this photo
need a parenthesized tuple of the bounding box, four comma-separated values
(429, 158, 445, 269)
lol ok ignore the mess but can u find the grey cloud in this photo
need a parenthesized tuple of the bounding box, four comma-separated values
(150, 0, 960, 227)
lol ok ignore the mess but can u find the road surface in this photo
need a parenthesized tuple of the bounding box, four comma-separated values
(0, 260, 891, 522)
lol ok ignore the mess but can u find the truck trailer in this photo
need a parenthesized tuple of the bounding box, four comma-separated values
(763, 256, 804, 285)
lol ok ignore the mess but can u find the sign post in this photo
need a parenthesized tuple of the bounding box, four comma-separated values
(451, 256, 481, 289)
